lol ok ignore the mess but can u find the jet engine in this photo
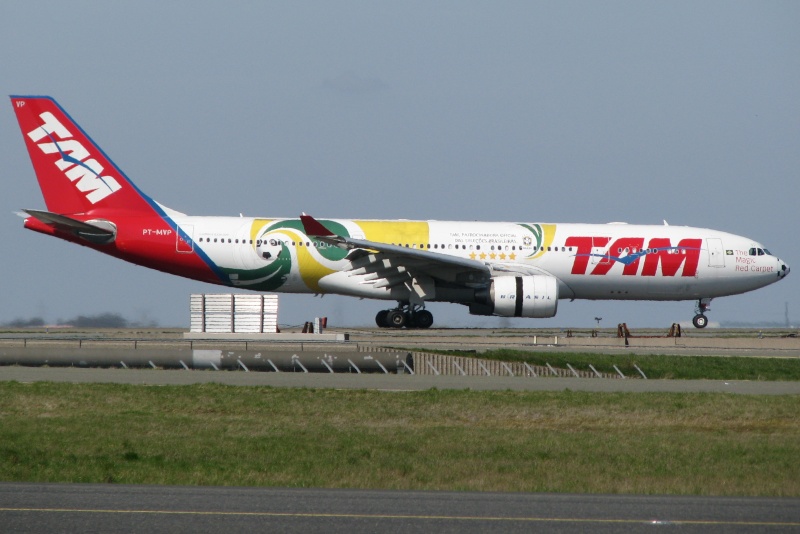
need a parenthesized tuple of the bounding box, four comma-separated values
(470, 275, 558, 318)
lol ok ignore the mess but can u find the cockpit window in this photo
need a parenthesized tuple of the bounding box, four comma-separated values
(749, 247, 771, 256)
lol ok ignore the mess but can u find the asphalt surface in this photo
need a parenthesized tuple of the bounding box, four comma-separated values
(1, 483, 798, 534)
(2, 366, 800, 394)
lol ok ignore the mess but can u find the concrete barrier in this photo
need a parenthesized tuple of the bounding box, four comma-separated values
(0, 345, 409, 373)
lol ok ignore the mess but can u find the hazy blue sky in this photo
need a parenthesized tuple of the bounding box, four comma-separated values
(1, 1, 797, 328)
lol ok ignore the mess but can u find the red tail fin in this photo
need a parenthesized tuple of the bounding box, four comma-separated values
(11, 95, 156, 215)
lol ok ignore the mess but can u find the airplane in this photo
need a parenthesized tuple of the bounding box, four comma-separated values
(11, 95, 790, 329)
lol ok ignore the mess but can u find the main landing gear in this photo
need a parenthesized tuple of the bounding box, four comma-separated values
(692, 298, 712, 329)
(376, 302, 433, 329)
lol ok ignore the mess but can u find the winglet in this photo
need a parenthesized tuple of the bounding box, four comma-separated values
(300, 213, 336, 237)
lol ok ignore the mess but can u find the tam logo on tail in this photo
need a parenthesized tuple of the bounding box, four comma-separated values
(26, 110, 122, 204)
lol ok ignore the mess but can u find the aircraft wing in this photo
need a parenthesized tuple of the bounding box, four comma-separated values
(300, 214, 492, 295)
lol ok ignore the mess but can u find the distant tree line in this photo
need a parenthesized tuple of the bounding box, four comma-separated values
(2, 313, 158, 328)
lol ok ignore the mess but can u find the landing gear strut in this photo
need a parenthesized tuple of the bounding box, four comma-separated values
(375, 302, 433, 329)
(692, 298, 712, 329)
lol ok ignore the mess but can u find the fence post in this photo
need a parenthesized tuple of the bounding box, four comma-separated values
(291, 355, 308, 373)
(567, 363, 580, 378)
(633, 364, 647, 379)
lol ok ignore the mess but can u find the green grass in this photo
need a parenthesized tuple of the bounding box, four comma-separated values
(0, 382, 798, 496)
(438, 350, 800, 380)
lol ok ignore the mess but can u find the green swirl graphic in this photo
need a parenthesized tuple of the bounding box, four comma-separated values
(264, 219, 350, 262)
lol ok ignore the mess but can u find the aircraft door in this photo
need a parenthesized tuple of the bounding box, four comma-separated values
(176, 225, 194, 253)
(707, 238, 725, 267)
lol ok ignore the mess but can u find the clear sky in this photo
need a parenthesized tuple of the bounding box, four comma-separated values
(1, 1, 797, 329)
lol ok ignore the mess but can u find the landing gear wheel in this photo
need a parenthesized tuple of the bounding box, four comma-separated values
(412, 309, 434, 329)
(386, 309, 407, 328)
(692, 314, 708, 329)
(375, 310, 389, 328)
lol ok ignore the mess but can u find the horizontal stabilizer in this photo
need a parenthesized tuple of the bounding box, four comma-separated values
(22, 209, 116, 244)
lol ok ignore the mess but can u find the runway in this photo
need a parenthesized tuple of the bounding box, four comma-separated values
(1, 483, 798, 534)
(2, 366, 800, 394)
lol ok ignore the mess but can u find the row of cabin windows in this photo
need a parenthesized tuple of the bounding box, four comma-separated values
(197, 237, 334, 248)
(393, 243, 575, 253)
(196, 236, 587, 254)
(615, 247, 687, 255)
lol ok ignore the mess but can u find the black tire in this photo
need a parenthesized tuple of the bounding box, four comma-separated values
(413, 310, 434, 329)
(692, 314, 708, 329)
(387, 309, 406, 328)
(375, 310, 389, 328)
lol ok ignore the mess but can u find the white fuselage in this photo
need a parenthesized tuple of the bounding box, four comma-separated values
(177, 216, 788, 303)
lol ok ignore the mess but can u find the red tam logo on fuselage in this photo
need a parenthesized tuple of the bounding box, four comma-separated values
(27, 111, 122, 204)
(565, 236, 702, 277)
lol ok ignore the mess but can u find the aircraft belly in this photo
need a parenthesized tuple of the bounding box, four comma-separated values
(563, 274, 698, 301)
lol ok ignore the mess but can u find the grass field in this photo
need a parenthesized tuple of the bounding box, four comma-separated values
(1, 381, 798, 496)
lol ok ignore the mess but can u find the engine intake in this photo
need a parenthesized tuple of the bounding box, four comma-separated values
(470, 275, 558, 318)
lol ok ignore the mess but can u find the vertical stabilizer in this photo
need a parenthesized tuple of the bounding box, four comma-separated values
(11, 95, 157, 215)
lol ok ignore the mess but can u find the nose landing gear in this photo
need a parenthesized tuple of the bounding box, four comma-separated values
(692, 298, 713, 329)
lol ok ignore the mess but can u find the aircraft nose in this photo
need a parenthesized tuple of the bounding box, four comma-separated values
(779, 260, 790, 279)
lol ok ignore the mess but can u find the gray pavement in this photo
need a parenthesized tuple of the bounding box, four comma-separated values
(1, 483, 798, 534)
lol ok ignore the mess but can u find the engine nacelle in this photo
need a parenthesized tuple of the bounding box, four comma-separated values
(470, 275, 558, 318)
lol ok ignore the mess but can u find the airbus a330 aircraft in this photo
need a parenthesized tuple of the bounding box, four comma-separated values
(11, 96, 790, 329)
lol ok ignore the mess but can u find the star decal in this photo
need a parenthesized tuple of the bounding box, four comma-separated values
(479, 252, 487, 260)
(489, 252, 497, 260)
(509, 252, 516, 260)
(469, 251, 477, 260)
(499, 253, 506, 260)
